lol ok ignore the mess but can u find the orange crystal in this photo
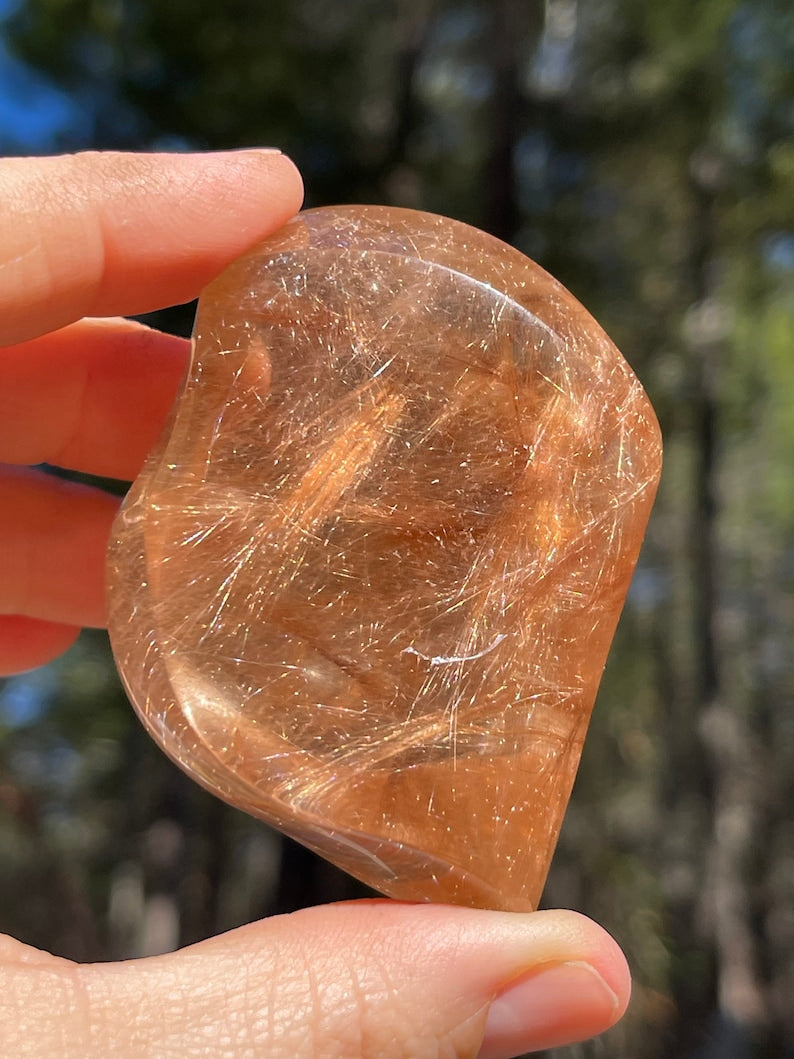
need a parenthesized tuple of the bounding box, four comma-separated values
(107, 206, 662, 911)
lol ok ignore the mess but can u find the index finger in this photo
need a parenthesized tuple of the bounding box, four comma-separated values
(0, 150, 304, 346)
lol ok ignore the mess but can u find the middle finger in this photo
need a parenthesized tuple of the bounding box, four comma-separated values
(0, 318, 188, 480)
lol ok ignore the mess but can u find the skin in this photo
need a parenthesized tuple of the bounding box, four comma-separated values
(0, 151, 631, 1058)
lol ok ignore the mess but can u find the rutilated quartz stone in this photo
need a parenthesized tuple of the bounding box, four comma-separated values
(107, 205, 662, 912)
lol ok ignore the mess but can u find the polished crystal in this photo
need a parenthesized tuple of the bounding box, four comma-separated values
(107, 206, 662, 911)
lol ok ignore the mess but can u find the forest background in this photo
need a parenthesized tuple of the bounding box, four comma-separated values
(0, 1, 792, 1056)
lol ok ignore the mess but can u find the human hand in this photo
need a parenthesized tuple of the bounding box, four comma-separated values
(0, 151, 631, 1057)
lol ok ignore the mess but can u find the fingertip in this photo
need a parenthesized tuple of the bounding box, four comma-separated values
(531, 908, 632, 1015)
(479, 961, 624, 1059)
(87, 148, 306, 311)
(0, 616, 80, 675)
(261, 150, 305, 217)
(587, 923, 632, 1022)
(183, 148, 305, 240)
(0, 149, 307, 345)
(471, 909, 631, 1058)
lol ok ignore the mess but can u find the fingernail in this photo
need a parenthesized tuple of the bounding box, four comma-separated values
(478, 962, 620, 1059)
(218, 147, 283, 155)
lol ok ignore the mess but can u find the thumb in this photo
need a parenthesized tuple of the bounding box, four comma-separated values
(1, 903, 630, 1058)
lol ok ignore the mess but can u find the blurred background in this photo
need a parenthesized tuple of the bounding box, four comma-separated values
(0, 1, 792, 1056)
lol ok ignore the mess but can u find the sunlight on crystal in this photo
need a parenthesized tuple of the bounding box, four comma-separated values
(108, 206, 662, 911)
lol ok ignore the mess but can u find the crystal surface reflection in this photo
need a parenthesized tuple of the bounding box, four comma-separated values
(107, 206, 662, 911)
